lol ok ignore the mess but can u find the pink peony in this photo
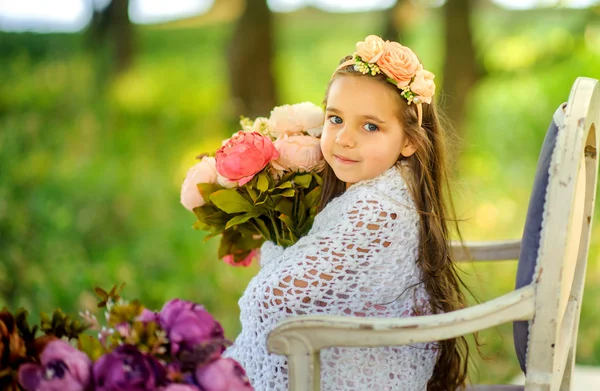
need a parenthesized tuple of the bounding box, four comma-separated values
(271, 135, 325, 173)
(356, 35, 385, 63)
(195, 358, 254, 391)
(181, 157, 218, 211)
(215, 132, 278, 186)
(222, 249, 257, 267)
(377, 41, 420, 87)
(18, 340, 92, 391)
(410, 67, 436, 104)
(268, 102, 324, 138)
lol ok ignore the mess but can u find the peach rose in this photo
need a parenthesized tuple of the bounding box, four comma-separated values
(269, 102, 324, 138)
(410, 68, 436, 104)
(356, 35, 385, 63)
(271, 135, 325, 173)
(180, 157, 218, 211)
(377, 41, 420, 87)
(223, 249, 257, 267)
(215, 131, 278, 186)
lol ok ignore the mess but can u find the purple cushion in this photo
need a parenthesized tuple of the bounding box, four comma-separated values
(513, 114, 560, 373)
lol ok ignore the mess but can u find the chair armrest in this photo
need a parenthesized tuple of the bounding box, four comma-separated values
(451, 239, 521, 261)
(267, 285, 534, 355)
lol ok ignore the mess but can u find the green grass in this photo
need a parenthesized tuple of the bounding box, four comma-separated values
(1, 6, 599, 384)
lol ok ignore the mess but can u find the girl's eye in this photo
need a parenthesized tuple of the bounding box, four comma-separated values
(363, 123, 379, 132)
(328, 115, 343, 125)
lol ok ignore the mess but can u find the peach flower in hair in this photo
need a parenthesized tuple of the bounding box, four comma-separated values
(355, 35, 385, 63)
(411, 67, 436, 104)
(377, 41, 420, 87)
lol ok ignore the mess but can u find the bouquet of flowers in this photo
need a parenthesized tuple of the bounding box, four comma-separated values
(0, 285, 253, 391)
(180, 102, 326, 266)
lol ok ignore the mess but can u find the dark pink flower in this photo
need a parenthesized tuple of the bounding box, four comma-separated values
(93, 345, 166, 391)
(222, 249, 257, 268)
(18, 340, 91, 391)
(162, 385, 200, 391)
(195, 358, 254, 391)
(215, 131, 278, 186)
(159, 299, 225, 356)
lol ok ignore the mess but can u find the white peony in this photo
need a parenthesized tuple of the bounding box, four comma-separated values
(252, 117, 272, 135)
(217, 172, 238, 189)
(268, 102, 324, 138)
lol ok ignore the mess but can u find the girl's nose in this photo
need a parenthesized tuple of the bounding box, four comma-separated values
(335, 127, 355, 148)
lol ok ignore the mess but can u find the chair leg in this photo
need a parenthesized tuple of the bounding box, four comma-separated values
(559, 348, 574, 391)
(559, 317, 580, 391)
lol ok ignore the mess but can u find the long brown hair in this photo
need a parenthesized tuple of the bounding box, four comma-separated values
(320, 57, 470, 391)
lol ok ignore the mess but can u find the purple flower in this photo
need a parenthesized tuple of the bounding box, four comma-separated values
(195, 358, 254, 391)
(93, 344, 166, 391)
(18, 340, 92, 391)
(162, 385, 200, 391)
(159, 299, 225, 356)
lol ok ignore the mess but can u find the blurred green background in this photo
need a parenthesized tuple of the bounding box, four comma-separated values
(1, 0, 600, 385)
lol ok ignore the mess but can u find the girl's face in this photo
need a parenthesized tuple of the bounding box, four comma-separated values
(321, 75, 415, 187)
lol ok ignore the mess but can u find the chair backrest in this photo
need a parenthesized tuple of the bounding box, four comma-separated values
(513, 77, 599, 389)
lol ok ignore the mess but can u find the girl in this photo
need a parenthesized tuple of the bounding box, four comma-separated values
(225, 35, 469, 391)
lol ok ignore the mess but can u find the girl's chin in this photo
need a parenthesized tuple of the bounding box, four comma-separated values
(330, 168, 360, 184)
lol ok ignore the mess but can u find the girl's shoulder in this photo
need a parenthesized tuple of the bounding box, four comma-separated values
(347, 165, 415, 209)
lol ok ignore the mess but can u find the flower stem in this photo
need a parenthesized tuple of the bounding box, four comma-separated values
(269, 213, 281, 245)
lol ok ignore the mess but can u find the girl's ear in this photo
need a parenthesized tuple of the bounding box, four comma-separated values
(401, 140, 416, 157)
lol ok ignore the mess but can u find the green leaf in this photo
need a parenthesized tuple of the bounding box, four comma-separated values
(210, 189, 253, 214)
(225, 212, 261, 230)
(294, 174, 313, 188)
(257, 173, 269, 193)
(275, 199, 293, 216)
(78, 335, 106, 361)
(196, 183, 223, 204)
(281, 189, 296, 198)
(246, 187, 259, 203)
(255, 192, 270, 206)
(275, 181, 293, 190)
(298, 215, 315, 236)
(279, 238, 295, 247)
(252, 218, 271, 241)
(297, 195, 307, 226)
(279, 171, 296, 183)
(193, 204, 221, 222)
(312, 172, 324, 186)
(305, 186, 322, 208)
(279, 214, 295, 230)
(217, 232, 236, 259)
(192, 220, 213, 231)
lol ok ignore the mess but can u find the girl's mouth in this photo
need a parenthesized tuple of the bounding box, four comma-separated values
(334, 155, 358, 164)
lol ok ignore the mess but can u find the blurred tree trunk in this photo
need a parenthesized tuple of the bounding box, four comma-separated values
(227, 0, 277, 119)
(87, 0, 135, 76)
(382, 0, 407, 42)
(442, 0, 482, 134)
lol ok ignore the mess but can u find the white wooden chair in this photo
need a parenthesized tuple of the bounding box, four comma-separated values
(266, 77, 600, 391)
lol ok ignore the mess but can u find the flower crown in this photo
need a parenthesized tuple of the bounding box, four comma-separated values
(333, 35, 436, 126)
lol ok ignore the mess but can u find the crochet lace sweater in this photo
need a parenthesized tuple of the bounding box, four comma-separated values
(224, 166, 437, 391)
